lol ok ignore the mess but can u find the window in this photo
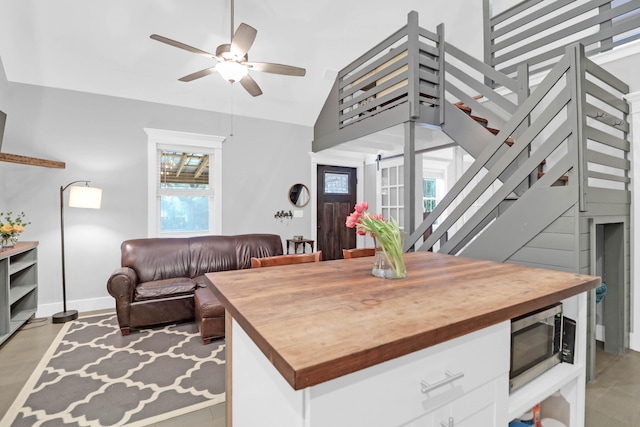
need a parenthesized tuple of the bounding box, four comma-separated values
(145, 129, 224, 237)
(324, 172, 349, 194)
(423, 178, 437, 213)
(159, 151, 210, 233)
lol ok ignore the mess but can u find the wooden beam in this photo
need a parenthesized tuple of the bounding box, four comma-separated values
(194, 156, 209, 179)
(0, 152, 65, 169)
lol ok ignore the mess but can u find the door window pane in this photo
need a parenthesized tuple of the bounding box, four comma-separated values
(379, 161, 404, 230)
(324, 172, 349, 194)
(390, 187, 398, 206)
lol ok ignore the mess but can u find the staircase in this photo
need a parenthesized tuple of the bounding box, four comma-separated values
(312, 8, 631, 274)
(418, 42, 629, 266)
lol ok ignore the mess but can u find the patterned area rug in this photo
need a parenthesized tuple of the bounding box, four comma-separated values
(1, 314, 225, 427)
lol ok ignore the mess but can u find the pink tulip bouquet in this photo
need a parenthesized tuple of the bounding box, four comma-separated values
(345, 202, 406, 278)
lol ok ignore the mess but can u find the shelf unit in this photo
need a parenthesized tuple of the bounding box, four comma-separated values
(0, 242, 38, 346)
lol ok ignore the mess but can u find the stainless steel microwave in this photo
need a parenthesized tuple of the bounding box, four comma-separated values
(509, 302, 566, 392)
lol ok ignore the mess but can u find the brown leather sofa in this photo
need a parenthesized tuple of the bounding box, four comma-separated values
(107, 234, 283, 337)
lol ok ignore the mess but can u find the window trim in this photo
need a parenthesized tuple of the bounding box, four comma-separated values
(145, 128, 225, 237)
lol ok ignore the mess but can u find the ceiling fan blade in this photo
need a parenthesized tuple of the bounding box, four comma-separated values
(230, 23, 257, 58)
(246, 62, 306, 77)
(150, 34, 216, 59)
(179, 67, 217, 82)
(239, 74, 263, 97)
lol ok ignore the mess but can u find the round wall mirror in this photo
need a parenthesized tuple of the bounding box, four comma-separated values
(289, 183, 310, 207)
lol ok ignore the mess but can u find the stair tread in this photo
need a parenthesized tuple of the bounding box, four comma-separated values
(470, 115, 488, 125)
(455, 103, 472, 114)
(485, 127, 515, 145)
(538, 172, 569, 181)
(456, 100, 515, 145)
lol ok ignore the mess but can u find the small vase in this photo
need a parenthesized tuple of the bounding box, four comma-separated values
(372, 233, 407, 279)
(1, 236, 16, 248)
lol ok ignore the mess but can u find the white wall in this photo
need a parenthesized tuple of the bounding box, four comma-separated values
(0, 57, 9, 208)
(0, 73, 312, 317)
(221, 115, 312, 238)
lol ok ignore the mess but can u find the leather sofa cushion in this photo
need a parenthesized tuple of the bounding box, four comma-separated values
(122, 238, 191, 283)
(135, 277, 197, 301)
(234, 234, 285, 269)
(193, 275, 210, 288)
(189, 235, 239, 278)
(195, 287, 225, 317)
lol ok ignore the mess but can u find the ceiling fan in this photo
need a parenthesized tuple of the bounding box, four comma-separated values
(150, 0, 306, 97)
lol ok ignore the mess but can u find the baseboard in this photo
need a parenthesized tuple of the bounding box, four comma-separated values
(630, 332, 640, 352)
(37, 296, 114, 318)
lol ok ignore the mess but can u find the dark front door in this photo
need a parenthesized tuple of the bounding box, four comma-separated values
(317, 165, 357, 260)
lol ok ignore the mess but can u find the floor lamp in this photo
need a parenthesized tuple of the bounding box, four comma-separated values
(52, 181, 103, 324)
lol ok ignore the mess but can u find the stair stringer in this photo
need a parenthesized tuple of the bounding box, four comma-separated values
(459, 186, 577, 263)
(441, 101, 496, 159)
(441, 101, 521, 187)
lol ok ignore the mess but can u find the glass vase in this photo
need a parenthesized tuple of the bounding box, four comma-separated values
(371, 233, 407, 279)
(1, 236, 16, 248)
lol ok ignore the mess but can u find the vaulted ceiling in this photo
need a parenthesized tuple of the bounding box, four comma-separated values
(0, 1, 484, 129)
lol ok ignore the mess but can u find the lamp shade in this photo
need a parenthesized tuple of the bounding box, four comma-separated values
(68, 186, 102, 209)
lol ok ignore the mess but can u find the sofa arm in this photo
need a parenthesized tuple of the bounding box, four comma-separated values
(107, 267, 138, 301)
(107, 267, 138, 335)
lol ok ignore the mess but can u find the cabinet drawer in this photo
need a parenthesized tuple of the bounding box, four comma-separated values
(450, 374, 509, 426)
(310, 321, 510, 427)
(404, 377, 508, 427)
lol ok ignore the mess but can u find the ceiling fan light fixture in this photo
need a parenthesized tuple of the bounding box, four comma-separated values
(215, 61, 248, 83)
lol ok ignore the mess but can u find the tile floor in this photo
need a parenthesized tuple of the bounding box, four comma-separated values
(1, 315, 638, 426)
(585, 342, 640, 426)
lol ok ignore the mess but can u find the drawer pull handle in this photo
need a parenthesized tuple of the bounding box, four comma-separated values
(420, 371, 464, 393)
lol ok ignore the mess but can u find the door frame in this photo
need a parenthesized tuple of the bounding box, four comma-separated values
(309, 153, 365, 248)
(587, 215, 630, 380)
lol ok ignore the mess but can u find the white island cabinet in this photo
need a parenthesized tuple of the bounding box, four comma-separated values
(206, 252, 599, 427)
(232, 319, 510, 427)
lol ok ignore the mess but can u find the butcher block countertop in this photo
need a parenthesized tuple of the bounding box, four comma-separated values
(205, 251, 600, 391)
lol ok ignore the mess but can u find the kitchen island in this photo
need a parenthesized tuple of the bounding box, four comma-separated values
(206, 251, 600, 426)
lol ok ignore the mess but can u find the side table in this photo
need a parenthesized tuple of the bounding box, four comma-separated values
(286, 239, 315, 254)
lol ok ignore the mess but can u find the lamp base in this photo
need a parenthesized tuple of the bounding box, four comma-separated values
(52, 310, 79, 323)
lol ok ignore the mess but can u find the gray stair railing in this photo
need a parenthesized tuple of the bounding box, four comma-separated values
(407, 43, 628, 256)
(484, 0, 640, 79)
(312, 11, 443, 153)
